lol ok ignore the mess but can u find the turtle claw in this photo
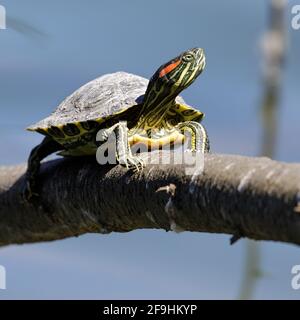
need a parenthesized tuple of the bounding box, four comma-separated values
(184, 148, 197, 153)
(119, 155, 145, 172)
(97, 129, 109, 142)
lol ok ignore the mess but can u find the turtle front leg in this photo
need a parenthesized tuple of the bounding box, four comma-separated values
(100, 121, 145, 171)
(23, 137, 63, 202)
(176, 121, 210, 153)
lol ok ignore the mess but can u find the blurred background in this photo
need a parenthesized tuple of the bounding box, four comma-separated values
(0, 0, 299, 299)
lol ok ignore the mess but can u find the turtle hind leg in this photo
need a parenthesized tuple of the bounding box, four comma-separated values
(23, 137, 63, 202)
(176, 121, 210, 153)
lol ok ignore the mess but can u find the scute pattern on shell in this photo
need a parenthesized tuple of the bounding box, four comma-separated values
(27, 71, 187, 130)
(28, 72, 145, 129)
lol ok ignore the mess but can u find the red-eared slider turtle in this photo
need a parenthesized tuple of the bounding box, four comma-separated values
(24, 47, 209, 200)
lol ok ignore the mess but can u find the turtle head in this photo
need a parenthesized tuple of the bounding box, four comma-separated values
(157, 47, 206, 89)
(143, 48, 206, 106)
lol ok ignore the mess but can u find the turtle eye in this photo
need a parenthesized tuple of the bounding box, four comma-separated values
(182, 54, 194, 62)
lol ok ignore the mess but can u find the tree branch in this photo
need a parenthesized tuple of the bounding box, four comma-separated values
(0, 152, 300, 247)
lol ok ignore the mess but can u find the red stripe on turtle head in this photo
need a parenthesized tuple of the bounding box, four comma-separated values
(159, 59, 181, 78)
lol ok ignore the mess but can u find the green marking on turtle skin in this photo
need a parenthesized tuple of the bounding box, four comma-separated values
(135, 48, 205, 130)
(24, 47, 210, 201)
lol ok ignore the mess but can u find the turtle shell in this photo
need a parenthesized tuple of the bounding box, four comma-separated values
(27, 72, 203, 152)
(28, 72, 148, 130)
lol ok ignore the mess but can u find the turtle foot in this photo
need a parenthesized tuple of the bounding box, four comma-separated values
(119, 154, 145, 172)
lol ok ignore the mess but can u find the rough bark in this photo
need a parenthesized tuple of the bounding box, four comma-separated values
(0, 152, 300, 247)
